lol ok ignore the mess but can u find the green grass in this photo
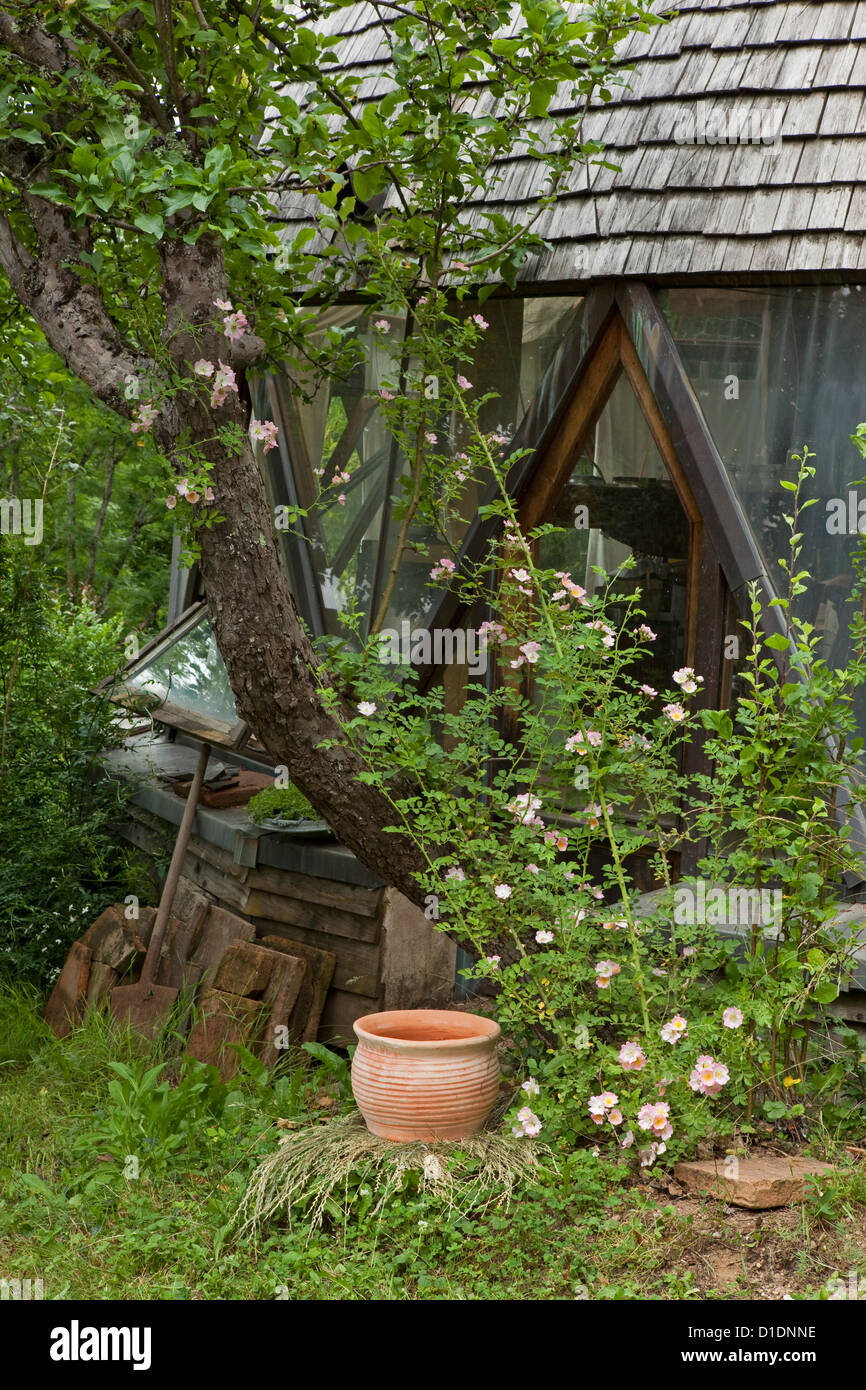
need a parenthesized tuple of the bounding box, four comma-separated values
(1, 981, 864, 1301)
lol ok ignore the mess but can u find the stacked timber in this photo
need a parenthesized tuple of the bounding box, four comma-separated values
(117, 806, 456, 1043)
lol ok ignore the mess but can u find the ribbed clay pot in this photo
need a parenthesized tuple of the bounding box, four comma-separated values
(351, 1008, 501, 1142)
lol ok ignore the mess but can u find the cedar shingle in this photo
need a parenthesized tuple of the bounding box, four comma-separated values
(275, 1, 866, 281)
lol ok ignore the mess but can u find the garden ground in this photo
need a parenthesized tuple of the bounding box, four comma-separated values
(1, 986, 864, 1303)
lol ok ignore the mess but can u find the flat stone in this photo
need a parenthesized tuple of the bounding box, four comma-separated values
(261, 935, 335, 1043)
(256, 953, 307, 1069)
(80, 906, 144, 973)
(674, 1157, 836, 1209)
(85, 960, 119, 1008)
(154, 912, 198, 988)
(186, 905, 256, 988)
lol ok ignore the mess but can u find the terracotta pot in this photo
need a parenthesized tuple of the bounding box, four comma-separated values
(351, 1008, 501, 1142)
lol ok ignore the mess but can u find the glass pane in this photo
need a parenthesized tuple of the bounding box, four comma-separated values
(378, 296, 581, 633)
(537, 372, 690, 693)
(125, 615, 239, 725)
(267, 308, 405, 639)
(656, 285, 866, 727)
(263, 296, 582, 642)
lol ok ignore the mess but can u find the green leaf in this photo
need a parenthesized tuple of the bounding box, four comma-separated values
(20, 1172, 53, 1196)
(28, 182, 66, 201)
(352, 165, 387, 204)
(133, 212, 165, 238)
(111, 149, 135, 184)
(814, 981, 838, 1005)
(764, 633, 790, 651)
(529, 80, 557, 118)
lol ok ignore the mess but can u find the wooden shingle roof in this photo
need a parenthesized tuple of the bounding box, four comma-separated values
(276, 1, 866, 284)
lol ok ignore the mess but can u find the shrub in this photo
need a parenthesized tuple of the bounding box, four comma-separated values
(0, 551, 133, 987)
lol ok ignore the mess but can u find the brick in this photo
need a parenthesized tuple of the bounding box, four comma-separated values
(185, 989, 263, 1079)
(213, 940, 275, 997)
(674, 1156, 836, 1209)
(44, 941, 92, 1038)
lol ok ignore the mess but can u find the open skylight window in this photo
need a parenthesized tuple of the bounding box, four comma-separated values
(105, 603, 252, 750)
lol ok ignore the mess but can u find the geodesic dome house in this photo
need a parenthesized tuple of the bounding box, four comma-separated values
(111, 0, 866, 1030)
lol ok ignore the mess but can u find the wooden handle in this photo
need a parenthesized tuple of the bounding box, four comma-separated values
(139, 741, 211, 986)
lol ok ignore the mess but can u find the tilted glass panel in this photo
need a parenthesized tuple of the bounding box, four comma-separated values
(124, 614, 239, 726)
(537, 372, 690, 696)
(265, 308, 406, 640)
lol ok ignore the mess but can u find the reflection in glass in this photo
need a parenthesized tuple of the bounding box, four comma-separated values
(263, 297, 581, 642)
(537, 373, 690, 693)
(126, 616, 239, 726)
(657, 285, 866, 730)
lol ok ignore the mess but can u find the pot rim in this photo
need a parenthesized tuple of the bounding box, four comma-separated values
(353, 1008, 500, 1050)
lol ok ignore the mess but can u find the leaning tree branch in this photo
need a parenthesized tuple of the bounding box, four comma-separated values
(0, 11, 74, 72)
(0, 197, 157, 417)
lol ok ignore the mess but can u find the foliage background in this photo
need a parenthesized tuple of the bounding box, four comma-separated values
(0, 287, 170, 987)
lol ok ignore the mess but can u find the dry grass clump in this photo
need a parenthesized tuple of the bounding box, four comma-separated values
(232, 1109, 552, 1240)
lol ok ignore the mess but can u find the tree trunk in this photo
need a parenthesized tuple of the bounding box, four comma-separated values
(194, 427, 429, 908)
(0, 209, 431, 916)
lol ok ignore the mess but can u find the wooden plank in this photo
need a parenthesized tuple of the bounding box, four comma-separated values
(251, 917, 378, 995)
(181, 852, 381, 941)
(378, 888, 456, 1011)
(317, 989, 380, 1046)
(519, 314, 621, 533)
(809, 186, 853, 229)
(185, 834, 249, 882)
(244, 862, 382, 918)
(260, 935, 336, 1043)
(181, 854, 249, 911)
(117, 814, 171, 858)
(243, 886, 379, 943)
(819, 88, 866, 137)
(775, 43, 823, 91)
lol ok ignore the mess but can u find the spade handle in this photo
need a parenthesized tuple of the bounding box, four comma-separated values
(139, 741, 211, 986)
